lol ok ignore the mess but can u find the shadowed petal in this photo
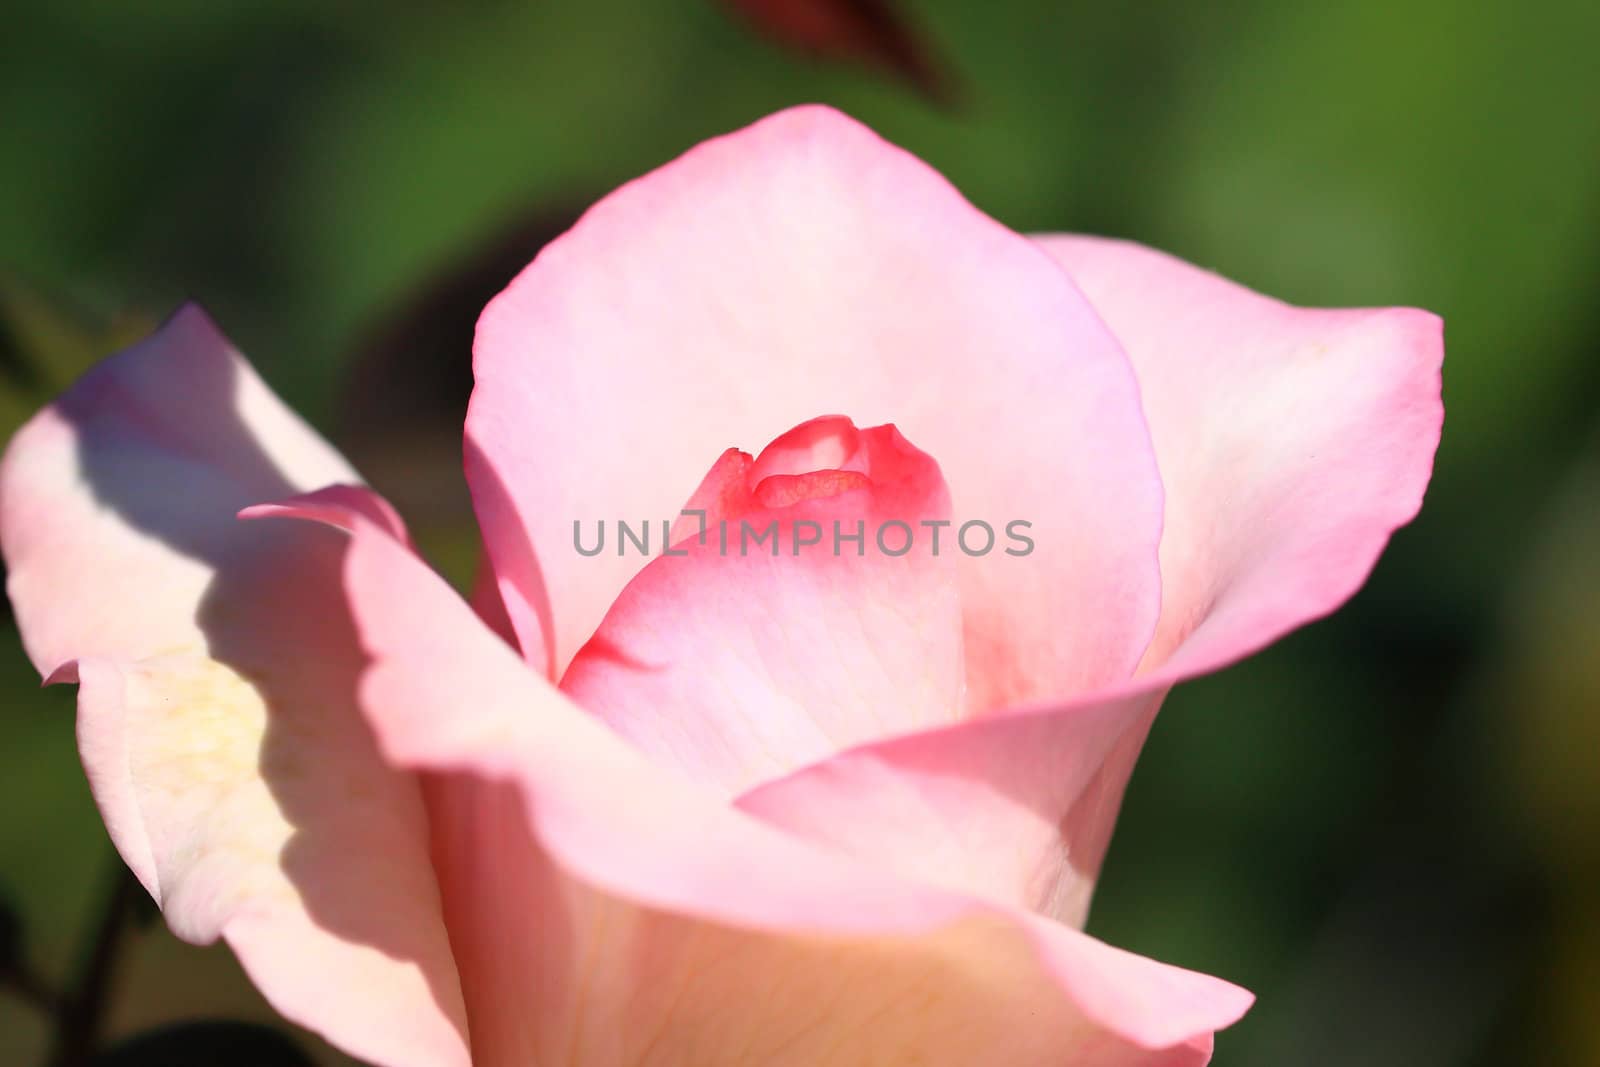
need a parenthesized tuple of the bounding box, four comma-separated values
(0, 308, 470, 1067)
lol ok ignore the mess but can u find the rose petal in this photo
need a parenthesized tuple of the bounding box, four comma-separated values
(330, 506, 1251, 1064)
(1036, 235, 1444, 675)
(0, 307, 469, 1067)
(2, 305, 358, 674)
(737, 688, 1161, 928)
(467, 105, 1163, 712)
(735, 241, 1444, 926)
(560, 418, 964, 793)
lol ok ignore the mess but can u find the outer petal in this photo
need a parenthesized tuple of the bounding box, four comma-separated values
(0, 308, 470, 1067)
(332, 507, 1251, 1065)
(738, 243, 1444, 926)
(737, 689, 1161, 929)
(1036, 235, 1444, 674)
(467, 105, 1164, 711)
(560, 419, 964, 794)
(2, 306, 359, 674)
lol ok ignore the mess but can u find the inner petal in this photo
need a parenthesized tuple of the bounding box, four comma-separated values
(754, 469, 871, 508)
(558, 417, 965, 795)
(748, 414, 867, 482)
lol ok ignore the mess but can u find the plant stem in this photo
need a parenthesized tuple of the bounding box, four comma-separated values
(47, 859, 141, 1067)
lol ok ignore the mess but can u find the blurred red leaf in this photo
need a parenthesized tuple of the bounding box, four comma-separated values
(719, 0, 959, 106)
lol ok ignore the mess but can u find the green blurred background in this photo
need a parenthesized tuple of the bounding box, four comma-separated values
(2, 0, 1597, 1063)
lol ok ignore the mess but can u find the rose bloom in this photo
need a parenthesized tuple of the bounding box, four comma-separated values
(0, 107, 1442, 1066)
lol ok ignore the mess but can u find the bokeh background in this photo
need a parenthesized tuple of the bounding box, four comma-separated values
(3, 1, 1597, 1063)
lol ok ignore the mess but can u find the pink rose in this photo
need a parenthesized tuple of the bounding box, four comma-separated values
(0, 106, 1442, 1065)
